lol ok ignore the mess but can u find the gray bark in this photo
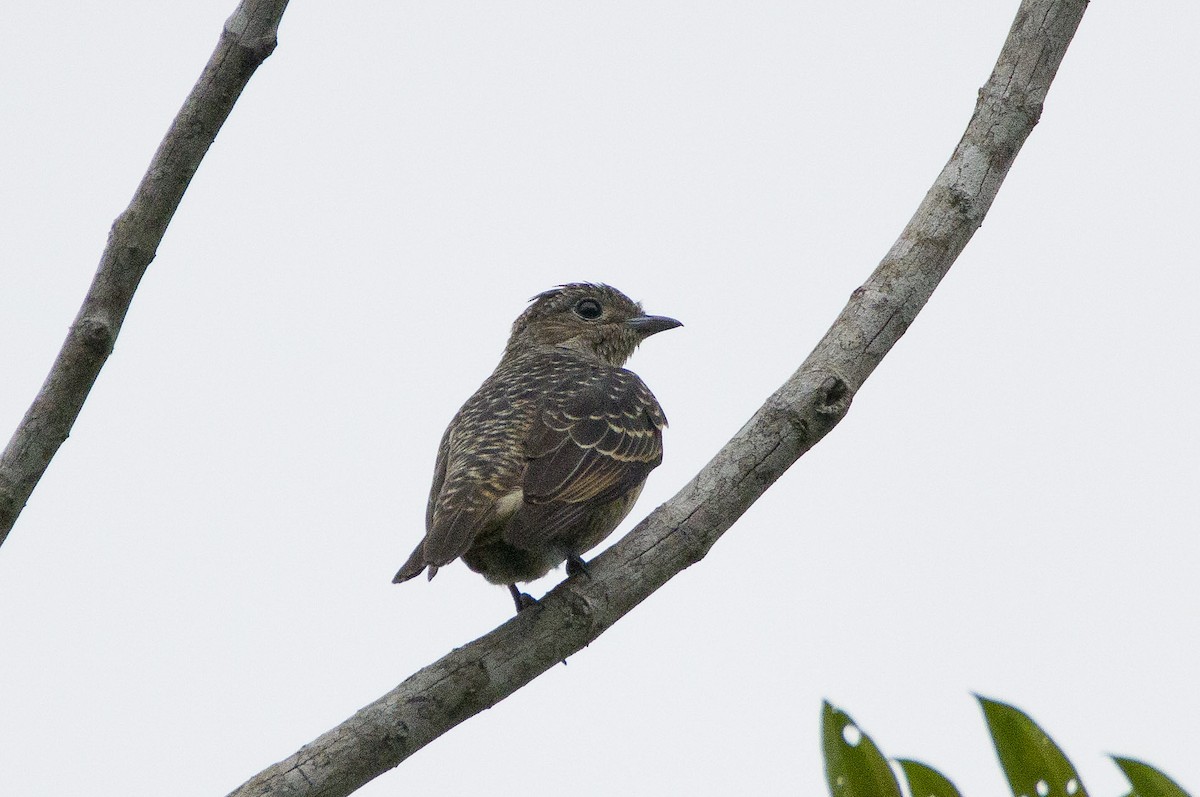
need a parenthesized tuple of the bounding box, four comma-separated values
(226, 1, 1090, 796)
(0, 0, 291, 547)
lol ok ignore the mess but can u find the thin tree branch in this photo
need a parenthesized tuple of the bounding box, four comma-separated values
(226, 1, 1089, 795)
(0, 0, 290, 548)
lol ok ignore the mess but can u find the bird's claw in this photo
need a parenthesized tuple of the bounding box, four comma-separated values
(508, 584, 539, 613)
(565, 554, 591, 578)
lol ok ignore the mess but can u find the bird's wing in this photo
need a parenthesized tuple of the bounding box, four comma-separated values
(418, 393, 529, 569)
(421, 503, 503, 568)
(503, 370, 665, 549)
(424, 421, 452, 535)
(393, 423, 459, 583)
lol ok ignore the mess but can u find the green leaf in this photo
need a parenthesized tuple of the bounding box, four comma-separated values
(977, 694, 1088, 797)
(1112, 756, 1192, 797)
(821, 700, 902, 797)
(898, 758, 963, 797)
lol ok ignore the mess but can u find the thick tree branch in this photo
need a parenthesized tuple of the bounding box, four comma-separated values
(227, 1, 1089, 795)
(0, 0, 290, 547)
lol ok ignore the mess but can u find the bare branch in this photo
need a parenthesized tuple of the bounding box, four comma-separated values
(0, 0, 291, 547)
(226, 1, 1089, 795)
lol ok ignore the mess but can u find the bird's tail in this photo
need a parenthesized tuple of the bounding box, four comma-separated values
(392, 543, 438, 584)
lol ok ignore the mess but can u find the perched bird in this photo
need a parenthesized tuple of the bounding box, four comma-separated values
(392, 283, 681, 612)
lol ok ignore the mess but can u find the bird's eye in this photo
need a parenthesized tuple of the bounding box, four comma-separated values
(573, 299, 603, 320)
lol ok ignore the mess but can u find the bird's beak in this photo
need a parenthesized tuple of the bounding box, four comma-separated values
(626, 314, 683, 337)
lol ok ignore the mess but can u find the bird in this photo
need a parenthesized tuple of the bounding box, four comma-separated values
(392, 283, 681, 612)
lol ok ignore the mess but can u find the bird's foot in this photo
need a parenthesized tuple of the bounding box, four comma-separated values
(508, 584, 539, 613)
(565, 554, 591, 578)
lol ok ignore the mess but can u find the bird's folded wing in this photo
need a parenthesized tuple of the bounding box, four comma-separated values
(422, 504, 500, 567)
(419, 422, 515, 569)
(503, 374, 665, 549)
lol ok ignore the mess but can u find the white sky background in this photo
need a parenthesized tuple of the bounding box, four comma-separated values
(2, 2, 1197, 795)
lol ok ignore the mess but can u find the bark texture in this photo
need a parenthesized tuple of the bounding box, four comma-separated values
(0, 0, 290, 546)
(227, 1, 1089, 796)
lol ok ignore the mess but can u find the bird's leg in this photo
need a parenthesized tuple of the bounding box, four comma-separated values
(565, 553, 591, 578)
(508, 584, 539, 613)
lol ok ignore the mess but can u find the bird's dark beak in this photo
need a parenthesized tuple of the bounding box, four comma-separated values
(626, 314, 683, 337)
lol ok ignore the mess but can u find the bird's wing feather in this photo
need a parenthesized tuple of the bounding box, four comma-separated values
(503, 371, 664, 550)
(415, 391, 529, 570)
(424, 422, 452, 534)
(422, 505, 500, 567)
(394, 423, 457, 583)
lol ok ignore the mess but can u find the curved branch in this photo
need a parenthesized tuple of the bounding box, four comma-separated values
(0, 0, 291, 547)
(229, 1, 1089, 794)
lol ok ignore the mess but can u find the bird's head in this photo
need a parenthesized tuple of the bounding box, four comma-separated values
(506, 283, 681, 366)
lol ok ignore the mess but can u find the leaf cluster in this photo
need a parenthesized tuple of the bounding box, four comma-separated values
(823, 697, 1190, 797)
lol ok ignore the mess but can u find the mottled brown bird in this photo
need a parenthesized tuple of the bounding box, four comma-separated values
(392, 283, 680, 611)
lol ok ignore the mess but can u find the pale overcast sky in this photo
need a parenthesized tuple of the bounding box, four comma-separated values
(2, 2, 1198, 796)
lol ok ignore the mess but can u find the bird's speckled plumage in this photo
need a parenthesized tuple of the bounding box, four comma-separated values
(392, 283, 680, 608)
